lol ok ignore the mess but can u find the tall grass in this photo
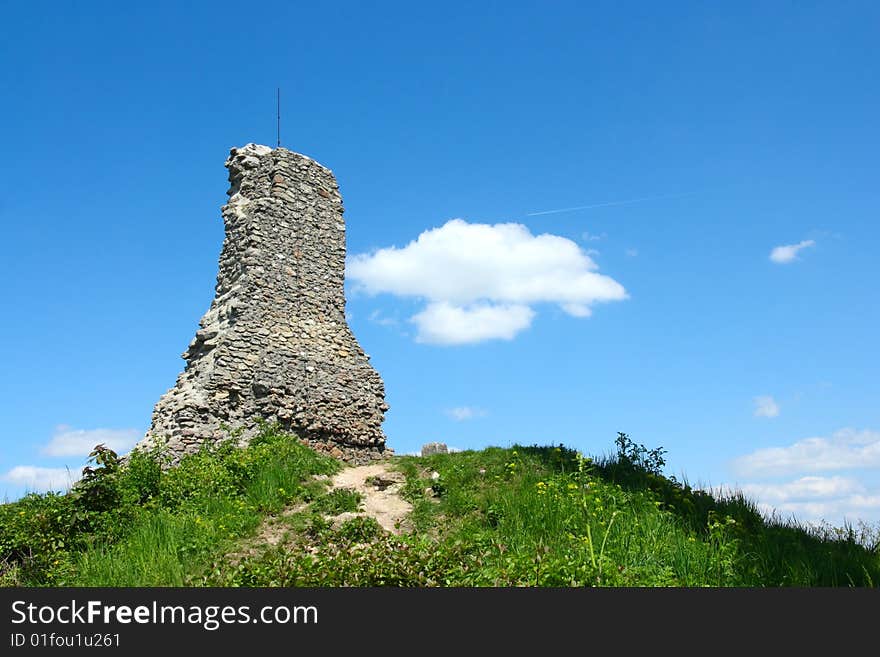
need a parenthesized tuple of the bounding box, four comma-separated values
(5, 429, 878, 587)
(388, 443, 880, 587)
(0, 424, 339, 586)
(67, 432, 339, 586)
(75, 510, 207, 586)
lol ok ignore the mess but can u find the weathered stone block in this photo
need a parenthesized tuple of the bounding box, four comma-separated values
(421, 442, 448, 457)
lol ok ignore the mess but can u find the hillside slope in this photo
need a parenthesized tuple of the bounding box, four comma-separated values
(2, 426, 878, 587)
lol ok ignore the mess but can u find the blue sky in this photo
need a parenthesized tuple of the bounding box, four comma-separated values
(1, 1, 878, 528)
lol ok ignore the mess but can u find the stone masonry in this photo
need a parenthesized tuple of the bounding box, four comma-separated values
(135, 144, 389, 465)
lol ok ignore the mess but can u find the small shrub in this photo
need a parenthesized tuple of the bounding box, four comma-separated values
(118, 447, 162, 506)
(305, 514, 333, 540)
(0, 558, 21, 586)
(0, 491, 79, 585)
(73, 444, 122, 513)
(337, 516, 384, 543)
(614, 432, 666, 476)
(311, 488, 362, 515)
(158, 444, 240, 509)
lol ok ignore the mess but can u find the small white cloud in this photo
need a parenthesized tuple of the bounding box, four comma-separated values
(368, 309, 398, 327)
(714, 476, 880, 526)
(737, 476, 864, 503)
(582, 231, 605, 242)
(411, 302, 535, 345)
(42, 426, 140, 457)
(445, 406, 487, 421)
(560, 303, 591, 317)
(732, 428, 880, 477)
(348, 219, 627, 345)
(753, 395, 780, 418)
(757, 498, 880, 526)
(1, 466, 80, 492)
(770, 239, 815, 264)
(625, 248, 639, 257)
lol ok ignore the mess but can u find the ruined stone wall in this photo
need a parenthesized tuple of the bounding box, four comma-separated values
(136, 144, 388, 465)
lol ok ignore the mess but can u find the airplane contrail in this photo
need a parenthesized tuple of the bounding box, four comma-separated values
(525, 191, 699, 217)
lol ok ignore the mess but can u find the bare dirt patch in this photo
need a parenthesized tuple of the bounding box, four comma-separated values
(329, 463, 412, 534)
(228, 462, 412, 562)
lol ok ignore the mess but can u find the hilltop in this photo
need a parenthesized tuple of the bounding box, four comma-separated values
(1, 425, 878, 587)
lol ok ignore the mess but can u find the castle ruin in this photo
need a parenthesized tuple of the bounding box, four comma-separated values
(135, 144, 388, 464)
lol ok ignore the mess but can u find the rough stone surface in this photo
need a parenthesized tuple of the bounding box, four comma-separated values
(421, 442, 448, 457)
(135, 143, 388, 465)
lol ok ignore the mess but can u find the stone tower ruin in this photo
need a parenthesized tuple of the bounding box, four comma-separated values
(136, 143, 388, 464)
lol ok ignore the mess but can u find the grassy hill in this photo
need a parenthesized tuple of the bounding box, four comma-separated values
(2, 425, 878, 587)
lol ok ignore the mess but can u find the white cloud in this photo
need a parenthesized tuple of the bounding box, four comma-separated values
(753, 395, 780, 418)
(736, 476, 864, 503)
(724, 428, 880, 527)
(732, 428, 880, 477)
(625, 248, 639, 257)
(718, 477, 880, 526)
(445, 406, 487, 421)
(411, 302, 534, 344)
(348, 219, 627, 344)
(769, 239, 815, 264)
(582, 231, 605, 242)
(1, 466, 80, 493)
(42, 425, 140, 457)
(757, 498, 880, 525)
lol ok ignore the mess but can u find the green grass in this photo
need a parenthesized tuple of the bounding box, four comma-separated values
(2, 428, 878, 587)
(75, 509, 218, 586)
(0, 423, 340, 586)
(310, 488, 362, 515)
(214, 441, 880, 587)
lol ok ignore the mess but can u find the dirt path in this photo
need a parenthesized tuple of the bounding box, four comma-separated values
(330, 463, 412, 534)
(231, 462, 413, 562)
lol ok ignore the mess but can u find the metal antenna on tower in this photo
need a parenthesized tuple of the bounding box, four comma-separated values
(276, 88, 281, 147)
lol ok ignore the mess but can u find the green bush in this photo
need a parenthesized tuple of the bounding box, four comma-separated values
(73, 444, 122, 513)
(336, 516, 383, 542)
(0, 423, 339, 586)
(158, 443, 240, 509)
(118, 447, 162, 506)
(311, 488, 362, 515)
(0, 492, 77, 585)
